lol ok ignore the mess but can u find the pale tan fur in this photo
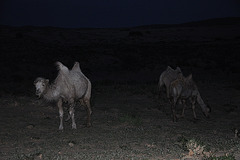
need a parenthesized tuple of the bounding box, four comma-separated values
(34, 61, 92, 130)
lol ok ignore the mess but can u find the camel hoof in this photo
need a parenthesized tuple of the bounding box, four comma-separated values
(72, 124, 77, 129)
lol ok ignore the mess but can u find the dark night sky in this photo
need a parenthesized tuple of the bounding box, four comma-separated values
(1, 0, 240, 28)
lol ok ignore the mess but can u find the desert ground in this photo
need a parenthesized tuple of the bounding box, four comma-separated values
(0, 18, 240, 159)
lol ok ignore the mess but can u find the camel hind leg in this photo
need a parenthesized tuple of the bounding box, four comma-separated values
(170, 96, 178, 122)
(69, 104, 76, 129)
(176, 99, 186, 119)
(190, 97, 197, 119)
(67, 98, 76, 129)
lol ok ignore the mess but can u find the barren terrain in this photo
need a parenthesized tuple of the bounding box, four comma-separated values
(0, 18, 240, 159)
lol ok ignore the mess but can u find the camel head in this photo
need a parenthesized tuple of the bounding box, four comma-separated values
(34, 77, 49, 98)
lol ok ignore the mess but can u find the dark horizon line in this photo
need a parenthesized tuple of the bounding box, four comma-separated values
(1, 16, 240, 30)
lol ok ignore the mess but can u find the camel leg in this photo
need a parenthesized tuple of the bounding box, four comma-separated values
(181, 100, 186, 117)
(171, 97, 178, 122)
(191, 97, 197, 119)
(69, 99, 76, 129)
(84, 99, 92, 127)
(69, 105, 76, 129)
(57, 99, 64, 130)
(175, 99, 186, 119)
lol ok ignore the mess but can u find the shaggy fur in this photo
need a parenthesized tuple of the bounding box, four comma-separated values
(34, 61, 92, 130)
(169, 74, 210, 122)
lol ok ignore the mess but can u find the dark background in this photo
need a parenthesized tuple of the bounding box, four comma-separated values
(0, 17, 240, 96)
(0, 1, 240, 95)
(1, 0, 240, 28)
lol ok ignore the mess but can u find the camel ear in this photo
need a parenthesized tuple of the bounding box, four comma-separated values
(45, 79, 49, 84)
(34, 78, 39, 85)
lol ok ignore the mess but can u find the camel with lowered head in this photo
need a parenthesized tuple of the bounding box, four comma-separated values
(169, 74, 210, 122)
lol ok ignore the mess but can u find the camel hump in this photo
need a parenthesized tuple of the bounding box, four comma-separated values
(55, 61, 69, 74)
(176, 67, 182, 73)
(72, 61, 81, 72)
(167, 66, 173, 71)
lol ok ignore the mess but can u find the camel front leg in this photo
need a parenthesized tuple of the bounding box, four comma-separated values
(171, 97, 178, 122)
(69, 101, 76, 129)
(57, 99, 64, 130)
